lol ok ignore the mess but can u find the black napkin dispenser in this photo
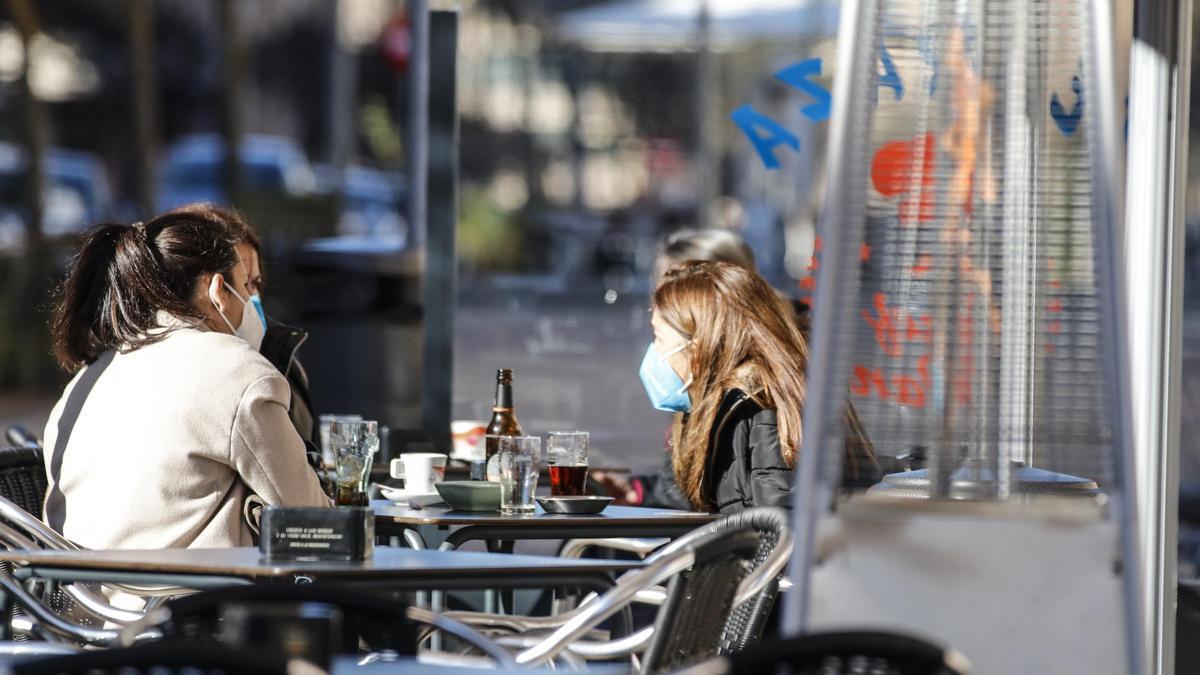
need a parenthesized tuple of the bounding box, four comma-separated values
(259, 506, 374, 561)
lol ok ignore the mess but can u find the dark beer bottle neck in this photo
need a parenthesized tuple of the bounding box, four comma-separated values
(493, 383, 513, 409)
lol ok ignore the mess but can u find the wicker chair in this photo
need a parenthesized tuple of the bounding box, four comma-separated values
(0, 446, 96, 639)
(443, 507, 793, 670)
(0, 446, 48, 523)
(678, 631, 973, 675)
(0, 492, 155, 638)
(639, 507, 790, 672)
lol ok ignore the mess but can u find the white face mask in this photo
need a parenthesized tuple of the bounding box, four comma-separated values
(209, 280, 265, 351)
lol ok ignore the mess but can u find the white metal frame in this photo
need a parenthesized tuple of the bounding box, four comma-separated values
(1123, 0, 1192, 672)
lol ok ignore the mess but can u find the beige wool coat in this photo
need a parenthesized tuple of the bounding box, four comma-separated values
(42, 313, 330, 550)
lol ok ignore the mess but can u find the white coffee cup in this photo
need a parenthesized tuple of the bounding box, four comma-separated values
(390, 453, 448, 492)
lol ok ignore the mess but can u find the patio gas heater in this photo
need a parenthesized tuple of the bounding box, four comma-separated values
(785, 0, 1142, 673)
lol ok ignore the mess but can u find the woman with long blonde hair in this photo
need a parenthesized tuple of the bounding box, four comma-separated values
(641, 260, 874, 512)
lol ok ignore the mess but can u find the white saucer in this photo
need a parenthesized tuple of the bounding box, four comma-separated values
(377, 484, 445, 506)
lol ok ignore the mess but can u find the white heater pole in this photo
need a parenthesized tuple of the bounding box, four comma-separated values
(1124, 0, 1191, 671)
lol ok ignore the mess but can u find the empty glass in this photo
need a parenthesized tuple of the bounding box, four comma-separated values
(329, 419, 379, 506)
(497, 436, 541, 515)
(319, 414, 363, 466)
(546, 431, 589, 496)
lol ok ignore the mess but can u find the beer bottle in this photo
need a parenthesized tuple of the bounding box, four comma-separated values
(485, 369, 523, 481)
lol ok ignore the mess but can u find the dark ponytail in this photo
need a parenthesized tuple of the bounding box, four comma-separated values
(51, 205, 241, 370)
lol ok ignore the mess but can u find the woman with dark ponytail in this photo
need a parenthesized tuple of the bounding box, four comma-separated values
(43, 205, 329, 554)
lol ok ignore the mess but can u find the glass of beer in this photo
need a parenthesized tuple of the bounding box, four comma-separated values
(330, 419, 379, 506)
(546, 431, 589, 496)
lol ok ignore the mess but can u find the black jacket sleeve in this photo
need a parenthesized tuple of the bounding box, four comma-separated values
(743, 412, 794, 510)
(645, 452, 692, 510)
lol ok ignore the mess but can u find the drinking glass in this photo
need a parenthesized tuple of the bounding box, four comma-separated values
(497, 436, 541, 515)
(319, 414, 363, 466)
(329, 419, 379, 506)
(546, 431, 589, 497)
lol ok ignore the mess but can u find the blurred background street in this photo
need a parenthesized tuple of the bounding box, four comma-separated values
(0, 0, 836, 471)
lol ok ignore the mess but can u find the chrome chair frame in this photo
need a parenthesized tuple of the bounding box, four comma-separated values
(444, 508, 794, 668)
(0, 495, 189, 599)
(0, 493, 188, 644)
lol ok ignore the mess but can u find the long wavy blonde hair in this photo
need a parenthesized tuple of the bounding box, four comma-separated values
(654, 261, 874, 509)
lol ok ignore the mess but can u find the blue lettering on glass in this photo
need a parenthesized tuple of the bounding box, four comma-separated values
(1049, 74, 1083, 136)
(917, 35, 938, 95)
(962, 19, 980, 72)
(732, 58, 832, 169)
(731, 104, 801, 170)
(774, 58, 831, 121)
(877, 43, 905, 102)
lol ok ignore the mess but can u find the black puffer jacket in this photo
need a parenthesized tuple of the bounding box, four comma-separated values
(632, 391, 788, 513)
(703, 389, 794, 513)
(260, 320, 318, 443)
(259, 319, 324, 478)
(642, 389, 878, 513)
(632, 392, 790, 513)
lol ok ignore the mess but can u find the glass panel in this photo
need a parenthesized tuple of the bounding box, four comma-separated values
(451, 1, 839, 474)
(0, 1, 841, 497)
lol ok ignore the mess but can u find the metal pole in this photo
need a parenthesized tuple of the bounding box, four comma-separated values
(327, 0, 356, 178)
(693, 0, 713, 228)
(407, 0, 429, 249)
(1125, 0, 1191, 671)
(217, 0, 243, 206)
(127, 0, 159, 218)
(782, 0, 874, 634)
(998, 0, 1034, 474)
(5, 0, 45, 242)
(420, 10, 458, 454)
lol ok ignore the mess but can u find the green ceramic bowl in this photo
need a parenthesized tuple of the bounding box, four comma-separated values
(435, 480, 502, 512)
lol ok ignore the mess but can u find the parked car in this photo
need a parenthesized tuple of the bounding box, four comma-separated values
(0, 143, 114, 249)
(314, 164, 408, 247)
(157, 133, 317, 211)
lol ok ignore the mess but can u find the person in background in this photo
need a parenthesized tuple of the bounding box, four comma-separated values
(642, 261, 875, 513)
(43, 205, 329, 553)
(651, 228, 756, 283)
(597, 227, 804, 507)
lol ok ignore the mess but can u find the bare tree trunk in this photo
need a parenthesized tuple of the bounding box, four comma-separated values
(127, 0, 160, 218)
(518, 12, 540, 207)
(2, 0, 55, 389)
(217, 0, 243, 206)
(6, 0, 46, 244)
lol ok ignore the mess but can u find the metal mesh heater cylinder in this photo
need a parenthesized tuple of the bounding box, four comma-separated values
(808, 0, 1121, 502)
(787, 0, 1141, 672)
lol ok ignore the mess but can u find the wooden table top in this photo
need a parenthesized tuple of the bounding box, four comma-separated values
(0, 546, 640, 580)
(371, 501, 716, 527)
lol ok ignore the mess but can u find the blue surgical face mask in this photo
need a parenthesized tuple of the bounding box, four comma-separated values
(639, 342, 692, 413)
(249, 294, 267, 332)
(208, 281, 265, 351)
